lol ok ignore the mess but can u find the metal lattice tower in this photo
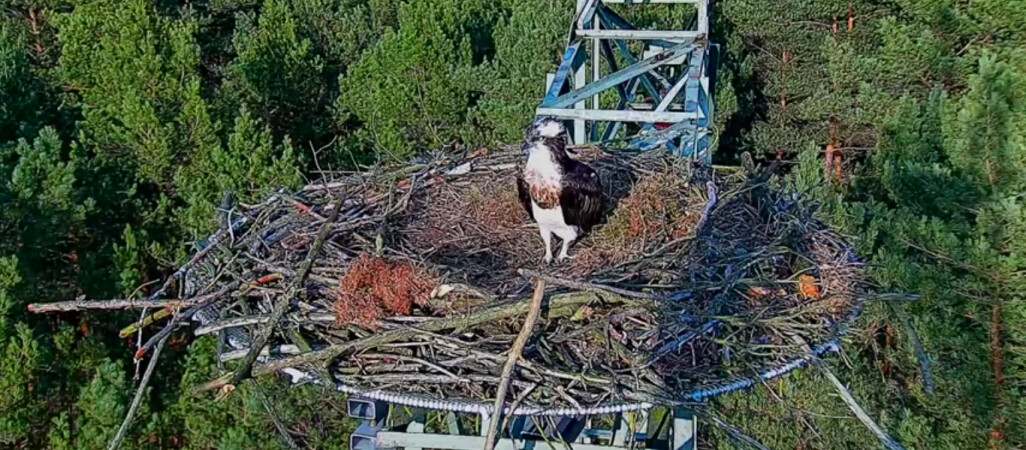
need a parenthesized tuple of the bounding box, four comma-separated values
(537, 0, 713, 163)
(342, 2, 713, 448)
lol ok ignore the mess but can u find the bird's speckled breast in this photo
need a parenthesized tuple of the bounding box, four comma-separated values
(524, 147, 563, 209)
(528, 181, 560, 209)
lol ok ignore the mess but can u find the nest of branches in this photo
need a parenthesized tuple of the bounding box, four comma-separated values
(30, 148, 869, 411)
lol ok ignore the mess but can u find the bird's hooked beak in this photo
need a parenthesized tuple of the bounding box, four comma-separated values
(521, 141, 532, 154)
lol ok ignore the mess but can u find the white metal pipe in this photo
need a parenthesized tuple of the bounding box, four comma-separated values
(575, 29, 701, 41)
(536, 107, 698, 123)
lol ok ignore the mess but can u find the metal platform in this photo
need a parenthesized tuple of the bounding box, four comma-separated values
(537, 0, 713, 163)
(348, 398, 697, 450)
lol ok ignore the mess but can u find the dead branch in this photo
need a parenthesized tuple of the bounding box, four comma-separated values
(888, 302, 934, 394)
(226, 194, 347, 390)
(484, 278, 547, 450)
(517, 269, 663, 300)
(796, 337, 905, 450)
(107, 336, 168, 450)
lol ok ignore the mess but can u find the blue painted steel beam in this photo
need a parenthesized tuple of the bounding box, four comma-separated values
(597, 6, 672, 96)
(606, 34, 681, 149)
(535, 108, 697, 122)
(656, 71, 688, 112)
(599, 39, 629, 104)
(540, 40, 695, 109)
(602, 4, 705, 153)
(542, 42, 586, 106)
(603, 0, 701, 3)
(599, 39, 635, 142)
(608, 37, 665, 101)
(607, 35, 677, 149)
(683, 46, 706, 123)
(576, 0, 600, 28)
(592, 39, 630, 142)
(576, 29, 701, 42)
(601, 79, 642, 141)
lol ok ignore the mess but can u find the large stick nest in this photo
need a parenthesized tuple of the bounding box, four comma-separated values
(51, 148, 870, 411)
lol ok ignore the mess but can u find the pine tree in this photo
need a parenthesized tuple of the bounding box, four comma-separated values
(177, 105, 302, 234)
(56, 0, 219, 186)
(227, 0, 325, 148)
(335, 0, 498, 161)
(0, 22, 41, 143)
(471, 0, 573, 143)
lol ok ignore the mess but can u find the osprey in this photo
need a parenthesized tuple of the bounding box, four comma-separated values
(516, 117, 603, 264)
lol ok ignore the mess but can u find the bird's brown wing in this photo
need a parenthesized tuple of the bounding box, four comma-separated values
(516, 174, 535, 221)
(559, 161, 603, 233)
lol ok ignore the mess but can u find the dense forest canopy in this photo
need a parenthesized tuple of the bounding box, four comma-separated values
(1, 0, 1023, 448)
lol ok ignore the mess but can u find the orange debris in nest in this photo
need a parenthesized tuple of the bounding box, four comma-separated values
(798, 275, 821, 299)
(334, 253, 435, 329)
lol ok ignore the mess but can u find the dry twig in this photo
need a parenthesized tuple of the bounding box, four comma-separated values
(483, 278, 547, 450)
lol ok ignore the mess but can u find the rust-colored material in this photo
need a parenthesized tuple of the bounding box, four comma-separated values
(334, 253, 434, 329)
(798, 275, 821, 300)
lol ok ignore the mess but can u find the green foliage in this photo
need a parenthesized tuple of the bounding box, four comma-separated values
(2, 0, 1025, 447)
(336, 0, 498, 161)
(57, 0, 218, 186)
(0, 127, 92, 299)
(472, 0, 574, 143)
(72, 359, 131, 449)
(174, 337, 356, 449)
(0, 326, 41, 445)
(228, 0, 325, 144)
(290, 0, 383, 74)
(0, 22, 41, 143)
(176, 106, 302, 233)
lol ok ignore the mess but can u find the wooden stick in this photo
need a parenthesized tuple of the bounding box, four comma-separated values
(193, 290, 625, 393)
(119, 308, 173, 338)
(866, 293, 921, 302)
(193, 313, 335, 336)
(483, 278, 546, 450)
(29, 298, 205, 313)
(796, 337, 905, 450)
(253, 382, 300, 450)
(135, 282, 241, 359)
(888, 302, 935, 394)
(517, 269, 663, 300)
(226, 194, 346, 390)
(698, 409, 771, 450)
(107, 335, 168, 450)
(694, 180, 719, 234)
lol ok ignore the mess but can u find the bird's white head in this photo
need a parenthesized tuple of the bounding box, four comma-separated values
(522, 117, 569, 156)
(531, 116, 565, 139)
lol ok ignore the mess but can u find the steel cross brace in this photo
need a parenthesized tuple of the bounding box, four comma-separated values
(535, 0, 713, 163)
